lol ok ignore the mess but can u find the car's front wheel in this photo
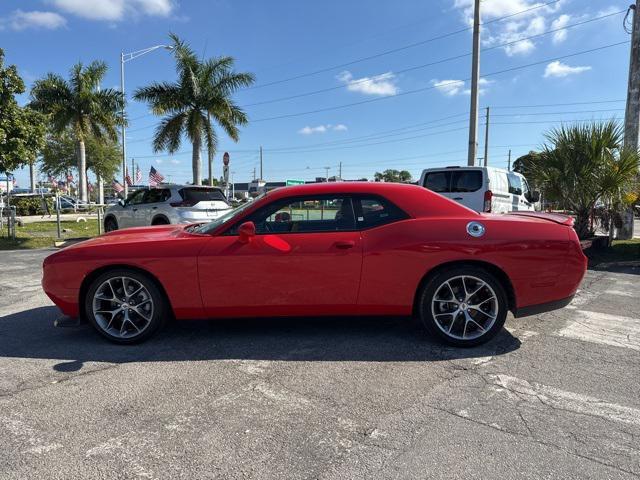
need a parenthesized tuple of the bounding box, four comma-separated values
(85, 269, 168, 344)
(104, 216, 118, 232)
(418, 266, 508, 347)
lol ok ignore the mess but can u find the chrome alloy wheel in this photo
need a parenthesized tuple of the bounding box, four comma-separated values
(92, 276, 154, 339)
(431, 275, 499, 341)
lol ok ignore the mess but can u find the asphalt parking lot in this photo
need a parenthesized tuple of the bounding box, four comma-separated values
(0, 250, 639, 479)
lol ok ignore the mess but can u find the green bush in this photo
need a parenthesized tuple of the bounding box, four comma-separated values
(7, 196, 54, 216)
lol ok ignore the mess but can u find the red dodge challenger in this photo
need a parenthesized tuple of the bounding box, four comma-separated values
(42, 182, 587, 347)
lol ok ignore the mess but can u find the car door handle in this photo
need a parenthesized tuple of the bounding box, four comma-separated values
(152, 206, 157, 210)
(132, 208, 138, 212)
(334, 240, 356, 249)
(453, 197, 463, 201)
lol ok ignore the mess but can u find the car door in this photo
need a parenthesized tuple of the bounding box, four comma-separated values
(140, 188, 170, 225)
(197, 195, 363, 318)
(118, 189, 145, 228)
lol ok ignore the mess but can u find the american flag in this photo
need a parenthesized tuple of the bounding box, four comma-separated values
(112, 178, 124, 193)
(149, 166, 164, 187)
(66, 173, 73, 183)
(135, 166, 142, 184)
(125, 168, 133, 186)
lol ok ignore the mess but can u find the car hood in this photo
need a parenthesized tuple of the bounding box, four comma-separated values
(64, 225, 188, 250)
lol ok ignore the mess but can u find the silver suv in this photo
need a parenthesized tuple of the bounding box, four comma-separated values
(104, 185, 231, 231)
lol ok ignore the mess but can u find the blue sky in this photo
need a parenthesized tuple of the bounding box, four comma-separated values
(0, 0, 631, 186)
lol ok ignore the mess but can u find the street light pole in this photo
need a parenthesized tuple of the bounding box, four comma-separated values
(120, 51, 127, 197)
(120, 44, 173, 198)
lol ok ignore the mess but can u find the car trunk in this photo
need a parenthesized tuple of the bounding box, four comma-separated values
(173, 187, 231, 217)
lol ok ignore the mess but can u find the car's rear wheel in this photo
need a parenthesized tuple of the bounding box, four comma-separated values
(104, 216, 118, 232)
(418, 266, 507, 347)
(85, 269, 167, 344)
(151, 216, 170, 225)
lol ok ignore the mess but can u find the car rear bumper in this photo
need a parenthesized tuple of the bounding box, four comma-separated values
(176, 209, 231, 223)
(513, 294, 575, 318)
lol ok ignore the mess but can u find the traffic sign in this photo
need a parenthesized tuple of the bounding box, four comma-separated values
(286, 179, 305, 186)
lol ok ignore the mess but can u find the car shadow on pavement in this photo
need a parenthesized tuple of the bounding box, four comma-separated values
(0, 306, 521, 372)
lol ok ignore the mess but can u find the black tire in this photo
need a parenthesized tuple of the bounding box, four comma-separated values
(418, 266, 508, 347)
(104, 216, 118, 232)
(84, 269, 168, 344)
(151, 216, 170, 225)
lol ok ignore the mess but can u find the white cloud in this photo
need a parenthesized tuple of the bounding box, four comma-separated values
(432, 78, 492, 96)
(156, 159, 163, 164)
(298, 124, 348, 135)
(453, 0, 567, 56)
(0, 10, 67, 30)
(169, 159, 180, 165)
(337, 71, 399, 96)
(51, 0, 174, 21)
(551, 14, 570, 43)
(432, 79, 466, 96)
(543, 61, 592, 78)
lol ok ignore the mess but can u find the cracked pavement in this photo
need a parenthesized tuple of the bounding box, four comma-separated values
(0, 249, 639, 479)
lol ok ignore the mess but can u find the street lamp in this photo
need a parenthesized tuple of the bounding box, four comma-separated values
(120, 44, 173, 196)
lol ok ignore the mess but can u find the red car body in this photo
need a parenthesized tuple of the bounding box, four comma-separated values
(42, 182, 587, 323)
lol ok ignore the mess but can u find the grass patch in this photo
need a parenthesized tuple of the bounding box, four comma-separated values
(585, 238, 640, 266)
(0, 219, 100, 250)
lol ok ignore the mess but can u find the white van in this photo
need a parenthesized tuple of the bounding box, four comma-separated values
(418, 166, 540, 213)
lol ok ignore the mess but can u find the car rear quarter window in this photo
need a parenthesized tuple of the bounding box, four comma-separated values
(355, 196, 409, 229)
(180, 187, 227, 203)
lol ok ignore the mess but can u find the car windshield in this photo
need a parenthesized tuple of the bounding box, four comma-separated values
(192, 194, 265, 234)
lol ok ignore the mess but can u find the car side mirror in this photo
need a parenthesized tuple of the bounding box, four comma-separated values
(529, 191, 541, 203)
(238, 221, 256, 244)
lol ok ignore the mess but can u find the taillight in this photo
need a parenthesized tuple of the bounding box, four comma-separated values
(170, 200, 196, 207)
(483, 190, 492, 212)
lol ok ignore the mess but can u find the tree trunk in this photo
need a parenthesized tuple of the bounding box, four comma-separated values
(192, 135, 202, 185)
(574, 208, 592, 240)
(97, 176, 104, 205)
(76, 140, 88, 202)
(29, 163, 36, 193)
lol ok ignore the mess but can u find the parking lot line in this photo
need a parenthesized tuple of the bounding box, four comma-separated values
(489, 374, 640, 427)
(557, 310, 640, 352)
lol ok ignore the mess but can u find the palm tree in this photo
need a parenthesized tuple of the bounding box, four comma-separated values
(134, 34, 255, 185)
(30, 61, 123, 202)
(531, 120, 639, 239)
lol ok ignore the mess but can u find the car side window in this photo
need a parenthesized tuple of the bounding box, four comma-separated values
(355, 196, 409, 229)
(424, 172, 450, 192)
(144, 188, 169, 204)
(229, 196, 356, 234)
(507, 173, 523, 196)
(126, 190, 146, 206)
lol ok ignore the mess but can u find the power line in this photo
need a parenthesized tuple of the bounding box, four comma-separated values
(245, 0, 562, 91)
(244, 9, 624, 108)
(251, 41, 630, 122)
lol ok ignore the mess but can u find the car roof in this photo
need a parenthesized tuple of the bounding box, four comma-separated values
(262, 181, 478, 218)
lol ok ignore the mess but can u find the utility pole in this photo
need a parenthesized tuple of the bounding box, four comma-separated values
(259, 146, 263, 181)
(131, 158, 135, 184)
(252, 166, 256, 181)
(339, 161, 342, 180)
(621, 1, 640, 239)
(467, 0, 481, 167)
(507, 149, 512, 171)
(483, 107, 490, 167)
(324, 166, 330, 182)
